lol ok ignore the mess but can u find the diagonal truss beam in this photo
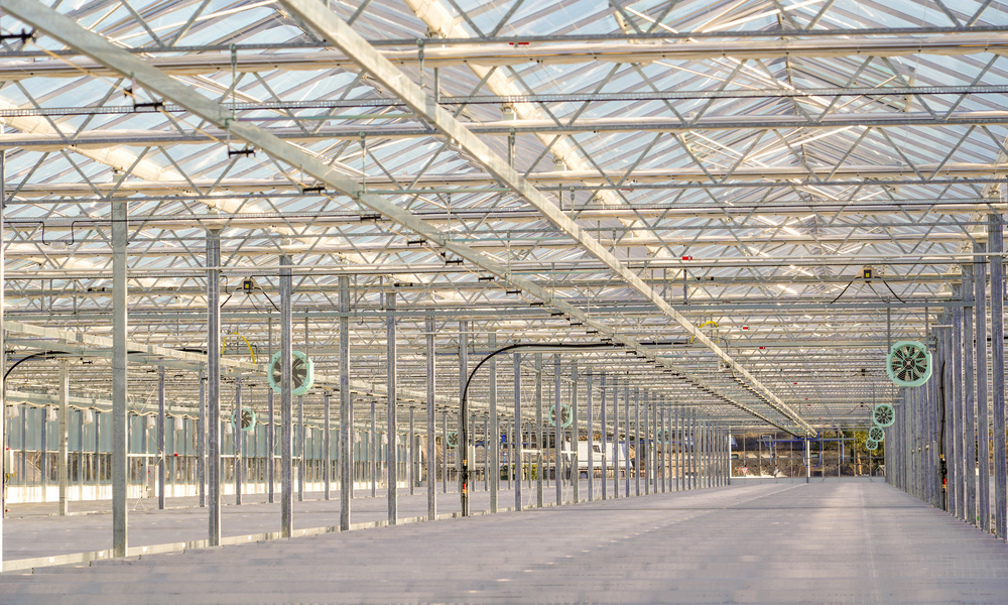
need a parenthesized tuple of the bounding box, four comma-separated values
(3, 0, 813, 436)
(284, 0, 806, 435)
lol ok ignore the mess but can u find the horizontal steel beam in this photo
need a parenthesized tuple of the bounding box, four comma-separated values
(8, 163, 1003, 199)
(0, 33, 1002, 79)
(2, 110, 1006, 147)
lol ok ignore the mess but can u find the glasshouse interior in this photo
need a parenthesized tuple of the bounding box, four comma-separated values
(0, 0, 1007, 602)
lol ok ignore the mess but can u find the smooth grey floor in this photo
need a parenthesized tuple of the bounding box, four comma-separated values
(3, 481, 1008, 604)
(2, 479, 598, 561)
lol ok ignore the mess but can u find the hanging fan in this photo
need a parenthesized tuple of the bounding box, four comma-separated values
(548, 404, 573, 428)
(266, 350, 315, 396)
(885, 340, 932, 387)
(873, 403, 895, 428)
(232, 407, 256, 432)
(868, 425, 884, 442)
(656, 429, 669, 444)
(446, 430, 459, 448)
(865, 438, 879, 451)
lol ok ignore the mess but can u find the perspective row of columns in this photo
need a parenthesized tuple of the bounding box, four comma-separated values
(0, 218, 732, 567)
(886, 213, 1007, 540)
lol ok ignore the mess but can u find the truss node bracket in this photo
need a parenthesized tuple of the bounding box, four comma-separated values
(0, 28, 35, 44)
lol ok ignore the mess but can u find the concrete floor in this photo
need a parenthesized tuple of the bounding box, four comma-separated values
(2, 481, 1007, 604)
(2, 479, 595, 561)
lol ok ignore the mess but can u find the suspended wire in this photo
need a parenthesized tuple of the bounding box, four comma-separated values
(882, 279, 906, 304)
(829, 278, 856, 304)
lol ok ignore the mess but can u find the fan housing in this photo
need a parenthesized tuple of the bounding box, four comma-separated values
(266, 350, 315, 396)
(885, 340, 932, 387)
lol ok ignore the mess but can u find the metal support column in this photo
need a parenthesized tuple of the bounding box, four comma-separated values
(952, 297, 964, 520)
(158, 366, 166, 509)
(676, 406, 683, 490)
(624, 383, 630, 498)
(340, 276, 352, 530)
(989, 213, 1007, 539)
(649, 389, 657, 494)
(298, 391, 305, 502)
(963, 264, 977, 525)
(976, 242, 990, 532)
(587, 370, 594, 502)
(660, 402, 666, 493)
(942, 323, 953, 509)
(235, 376, 242, 505)
(600, 373, 607, 501)
(612, 376, 619, 499)
(267, 317, 274, 505)
(279, 253, 293, 538)
(458, 321, 469, 515)
(536, 353, 543, 508)
(386, 291, 397, 525)
(634, 386, 640, 497)
(514, 353, 522, 512)
(370, 399, 376, 498)
(58, 359, 69, 516)
(199, 372, 206, 507)
(112, 201, 129, 557)
(408, 406, 414, 497)
(571, 361, 578, 503)
(425, 312, 436, 521)
(299, 317, 308, 503)
(483, 416, 488, 492)
(489, 333, 498, 513)
(691, 409, 698, 490)
(323, 391, 331, 500)
(554, 355, 562, 506)
(207, 230, 223, 544)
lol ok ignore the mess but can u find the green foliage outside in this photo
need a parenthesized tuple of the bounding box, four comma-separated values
(501, 463, 538, 480)
(853, 429, 885, 457)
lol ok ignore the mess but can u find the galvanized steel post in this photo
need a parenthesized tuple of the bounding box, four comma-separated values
(112, 202, 130, 557)
(425, 311, 436, 521)
(975, 243, 991, 531)
(324, 391, 331, 500)
(514, 352, 522, 511)
(586, 370, 594, 502)
(458, 321, 468, 515)
(58, 359, 69, 516)
(489, 333, 498, 513)
(386, 291, 397, 525)
(339, 276, 352, 530)
(235, 376, 242, 505)
(536, 353, 543, 508)
(571, 360, 578, 504)
(989, 213, 1006, 539)
(279, 253, 293, 538)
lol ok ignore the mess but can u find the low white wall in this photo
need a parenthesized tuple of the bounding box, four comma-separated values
(4, 480, 401, 504)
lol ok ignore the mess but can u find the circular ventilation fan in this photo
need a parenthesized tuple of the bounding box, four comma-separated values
(873, 403, 895, 427)
(865, 438, 879, 451)
(548, 404, 573, 428)
(232, 407, 256, 432)
(266, 350, 315, 396)
(446, 430, 459, 448)
(886, 340, 932, 387)
(868, 425, 884, 442)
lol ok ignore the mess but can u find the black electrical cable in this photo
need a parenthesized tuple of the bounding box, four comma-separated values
(882, 280, 907, 304)
(829, 278, 856, 304)
(4, 350, 60, 380)
(457, 341, 622, 516)
(262, 292, 282, 314)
